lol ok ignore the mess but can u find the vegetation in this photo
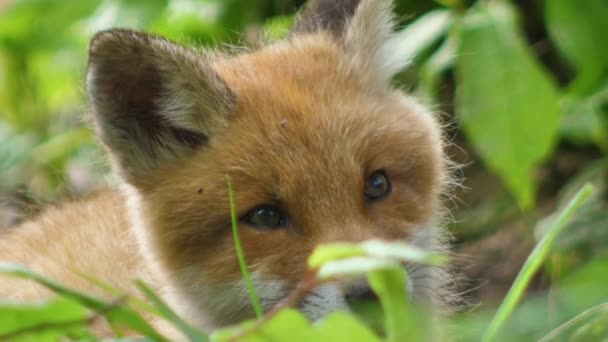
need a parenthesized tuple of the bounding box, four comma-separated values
(1, 0, 607, 341)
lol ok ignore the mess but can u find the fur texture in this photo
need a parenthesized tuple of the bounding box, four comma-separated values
(0, 0, 452, 335)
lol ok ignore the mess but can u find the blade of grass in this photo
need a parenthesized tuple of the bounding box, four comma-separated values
(226, 176, 263, 318)
(0, 263, 167, 340)
(135, 280, 208, 342)
(76, 271, 159, 316)
(539, 302, 608, 342)
(0, 262, 108, 309)
(481, 183, 595, 342)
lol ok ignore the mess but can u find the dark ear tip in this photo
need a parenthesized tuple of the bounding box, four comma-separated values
(88, 29, 149, 58)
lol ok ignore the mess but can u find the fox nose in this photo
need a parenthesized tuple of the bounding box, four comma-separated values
(344, 279, 378, 304)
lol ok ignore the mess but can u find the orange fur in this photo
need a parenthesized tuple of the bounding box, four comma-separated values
(0, 0, 452, 335)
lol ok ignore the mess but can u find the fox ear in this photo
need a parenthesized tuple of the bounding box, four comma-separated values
(292, 0, 361, 35)
(293, 0, 407, 87)
(87, 29, 234, 187)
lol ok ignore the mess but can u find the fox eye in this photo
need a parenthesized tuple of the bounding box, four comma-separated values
(243, 205, 286, 230)
(365, 171, 391, 201)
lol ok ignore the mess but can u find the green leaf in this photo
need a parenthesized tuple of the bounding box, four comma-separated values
(419, 32, 456, 102)
(0, 262, 168, 340)
(309, 240, 445, 271)
(369, 268, 421, 342)
(314, 312, 381, 342)
(317, 256, 400, 280)
(455, 2, 560, 209)
(216, 309, 382, 342)
(360, 240, 447, 266)
(0, 297, 92, 341)
(545, 0, 608, 95)
(390, 9, 452, 64)
(215, 309, 313, 342)
(308, 243, 366, 269)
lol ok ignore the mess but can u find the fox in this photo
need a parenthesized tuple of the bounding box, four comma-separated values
(0, 0, 453, 335)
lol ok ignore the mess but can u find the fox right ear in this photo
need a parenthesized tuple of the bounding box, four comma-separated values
(86, 29, 235, 187)
(292, 0, 361, 35)
(293, 0, 407, 89)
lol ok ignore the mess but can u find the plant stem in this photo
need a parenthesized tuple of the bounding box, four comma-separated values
(226, 176, 263, 318)
(481, 183, 595, 342)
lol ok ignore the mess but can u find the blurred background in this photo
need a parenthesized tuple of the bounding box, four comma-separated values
(0, 0, 606, 339)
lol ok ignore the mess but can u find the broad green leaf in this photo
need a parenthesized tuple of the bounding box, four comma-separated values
(390, 9, 452, 64)
(419, 32, 456, 101)
(317, 256, 400, 280)
(455, 2, 560, 208)
(368, 268, 421, 342)
(314, 312, 381, 342)
(360, 240, 447, 266)
(545, 0, 608, 95)
(0, 297, 92, 341)
(217, 309, 313, 342)
(216, 309, 382, 342)
(0, 263, 167, 340)
(308, 243, 366, 269)
(309, 240, 445, 271)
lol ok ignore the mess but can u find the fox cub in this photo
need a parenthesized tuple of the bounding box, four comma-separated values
(0, 0, 451, 333)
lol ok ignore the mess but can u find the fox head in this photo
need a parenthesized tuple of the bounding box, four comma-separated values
(87, 0, 450, 329)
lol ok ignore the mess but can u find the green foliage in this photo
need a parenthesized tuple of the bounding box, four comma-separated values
(0, 184, 595, 341)
(0, 297, 91, 341)
(544, 0, 608, 95)
(0, 262, 170, 340)
(1, 0, 608, 341)
(1, 0, 607, 204)
(482, 184, 594, 341)
(455, 1, 560, 209)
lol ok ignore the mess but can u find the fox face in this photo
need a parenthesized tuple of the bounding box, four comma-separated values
(87, 0, 449, 329)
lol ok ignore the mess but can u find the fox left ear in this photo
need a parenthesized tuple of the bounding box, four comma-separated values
(293, 0, 408, 86)
(293, 0, 407, 87)
(86, 29, 235, 188)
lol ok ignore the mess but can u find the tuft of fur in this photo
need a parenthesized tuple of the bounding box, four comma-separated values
(0, 0, 457, 336)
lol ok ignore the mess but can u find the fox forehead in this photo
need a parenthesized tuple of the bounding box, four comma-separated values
(145, 36, 445, 229)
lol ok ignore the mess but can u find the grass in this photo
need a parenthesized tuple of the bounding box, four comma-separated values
(482, 183, 595, 341)
(226, 175, 264, 319)
(0, 183, 600, 341)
